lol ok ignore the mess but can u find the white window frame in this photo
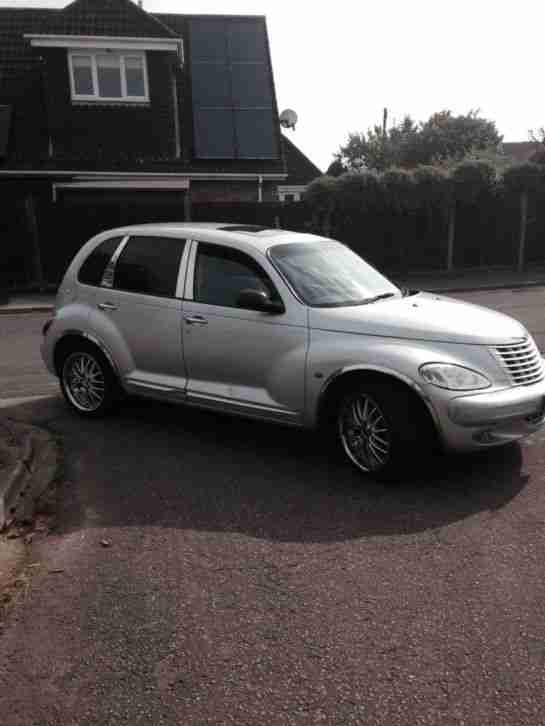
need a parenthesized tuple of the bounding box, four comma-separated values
(277, 185, 306, 202)
(68, 50, 150, 103)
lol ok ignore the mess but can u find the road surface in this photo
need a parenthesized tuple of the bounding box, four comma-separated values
(1, 289, 545, 724)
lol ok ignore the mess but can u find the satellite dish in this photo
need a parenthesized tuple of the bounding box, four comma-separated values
(279, 109, 298, 130)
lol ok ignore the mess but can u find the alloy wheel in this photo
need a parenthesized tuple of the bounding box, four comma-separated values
(63, 352, 106, 412)
(338, 393, 392, 473)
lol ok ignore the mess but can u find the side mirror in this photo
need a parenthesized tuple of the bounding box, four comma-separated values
(236, 289, 284, 314)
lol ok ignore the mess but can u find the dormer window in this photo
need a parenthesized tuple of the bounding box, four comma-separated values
(68, 50, 149, 102)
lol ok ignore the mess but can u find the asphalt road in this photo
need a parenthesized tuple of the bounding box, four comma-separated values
(451, 286, 545, 352)
(1, 288, 545, 725)
(0, 312, 58, 406)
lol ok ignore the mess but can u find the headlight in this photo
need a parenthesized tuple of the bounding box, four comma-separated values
(419, 363, 491, 391)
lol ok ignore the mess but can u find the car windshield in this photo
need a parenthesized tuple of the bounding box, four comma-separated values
(269, 240, 400, 307)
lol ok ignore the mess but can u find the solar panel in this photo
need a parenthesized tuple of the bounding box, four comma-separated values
(190, 18, 279, 160)
(230, 63, 272, 107)
(194, 108, 235, 158)
(235, 110, 277, 159)
(228, 20, 267, 62)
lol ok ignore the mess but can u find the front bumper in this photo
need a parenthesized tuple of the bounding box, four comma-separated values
(436, 378, 545, 450)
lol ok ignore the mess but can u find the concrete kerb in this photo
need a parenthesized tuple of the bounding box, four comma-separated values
(0, 420, 60, 530)
(417, 280, 545, 295)
(0, 305, 54, 316)
(3, 276, 545, 315)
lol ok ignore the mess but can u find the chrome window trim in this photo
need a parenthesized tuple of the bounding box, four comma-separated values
(77, 234, 126, 287)
(100, 235, 129, 288)
(183, 240, 197, 301)
(175, 239, 191, 299)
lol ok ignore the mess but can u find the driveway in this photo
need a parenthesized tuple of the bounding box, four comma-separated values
(1, 398, 545, 723)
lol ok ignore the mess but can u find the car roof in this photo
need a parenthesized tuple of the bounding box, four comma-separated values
(92, 222, 330, 255)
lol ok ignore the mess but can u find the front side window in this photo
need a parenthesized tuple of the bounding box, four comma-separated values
(69, 52, 148, 102)
(113, 236, 186, 298)
(78, 236, 124, 286)
(194, 243, 280, 308)
(269, 240, 400, 307)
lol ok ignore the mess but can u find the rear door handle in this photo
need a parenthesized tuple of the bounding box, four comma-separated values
(98, 302, 117, 311)
(184, 315, 208, 325)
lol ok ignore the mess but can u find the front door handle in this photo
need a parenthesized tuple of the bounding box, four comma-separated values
(184, 315, 208, 325)
(97, 302, 117, 311)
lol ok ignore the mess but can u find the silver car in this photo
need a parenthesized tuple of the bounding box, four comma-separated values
(41, 223, 545, 480)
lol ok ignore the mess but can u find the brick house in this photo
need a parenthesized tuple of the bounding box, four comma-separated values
(0, 0, 320, 286)
(500, 142, 542, 163)
(277, 135, 321, 202)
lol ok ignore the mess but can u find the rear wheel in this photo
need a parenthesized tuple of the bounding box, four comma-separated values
(336, 382, 433, 481)
(59, 342, 120, 417)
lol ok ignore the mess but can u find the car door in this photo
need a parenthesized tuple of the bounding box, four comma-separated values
(181, 240, 308, 424)
(91, 234, 189, 396)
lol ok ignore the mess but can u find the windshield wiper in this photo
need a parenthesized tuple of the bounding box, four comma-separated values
(362, 292, 397, 304)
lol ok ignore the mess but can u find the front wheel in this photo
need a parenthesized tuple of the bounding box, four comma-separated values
(336, 383, 432, 481)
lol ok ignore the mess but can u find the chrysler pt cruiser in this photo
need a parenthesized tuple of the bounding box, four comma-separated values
(41, 223, 545, 480)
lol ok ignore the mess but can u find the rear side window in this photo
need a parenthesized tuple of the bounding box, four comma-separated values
(114, 236, 186, 298)
(78, 236, 123, 286)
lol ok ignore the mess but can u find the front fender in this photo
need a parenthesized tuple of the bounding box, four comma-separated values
(304, 331, 473, 428)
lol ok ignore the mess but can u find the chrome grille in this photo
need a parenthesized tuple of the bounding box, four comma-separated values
(492, 337, 545, 386)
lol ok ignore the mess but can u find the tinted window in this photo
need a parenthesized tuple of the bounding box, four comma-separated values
(194, 243, 279, 308)
(78, 236, 123, 286)
(114, 236, 186, 297)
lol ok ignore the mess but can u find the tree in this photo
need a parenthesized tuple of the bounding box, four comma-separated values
(332, 117, 419, 173)
(529, 127, 545, 164)
(529, 127, 545, 145)
(408, 111, 502, 167)
(332, 110, 502, 172)
(325, 159, 346, 177)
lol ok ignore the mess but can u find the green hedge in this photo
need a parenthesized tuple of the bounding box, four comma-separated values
(304, 162, 545, 272)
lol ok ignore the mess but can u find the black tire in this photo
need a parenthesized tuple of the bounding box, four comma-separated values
(335, 381, 434, 481)
(59, 341, 121, 418)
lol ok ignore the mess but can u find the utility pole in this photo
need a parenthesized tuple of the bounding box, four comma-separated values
(381, 108, 388, 170)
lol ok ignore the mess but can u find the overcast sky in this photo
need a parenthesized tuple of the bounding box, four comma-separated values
(3, 0, 544, 171)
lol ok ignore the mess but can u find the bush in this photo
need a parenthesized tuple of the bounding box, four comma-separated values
(450, 160, 497, 202)
(303, 175, 337, 210)
(381, 168, 416, 212)
(412, 165, 450, 208)
(502, 162, 544, 194)
(335, 171, 384, 213)
(529, 149, 545, 165)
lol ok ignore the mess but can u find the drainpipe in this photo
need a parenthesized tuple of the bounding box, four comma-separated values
(257, 175, 263, 203)
(171, 72, 181, 159)
(184, 181, 192, 221)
